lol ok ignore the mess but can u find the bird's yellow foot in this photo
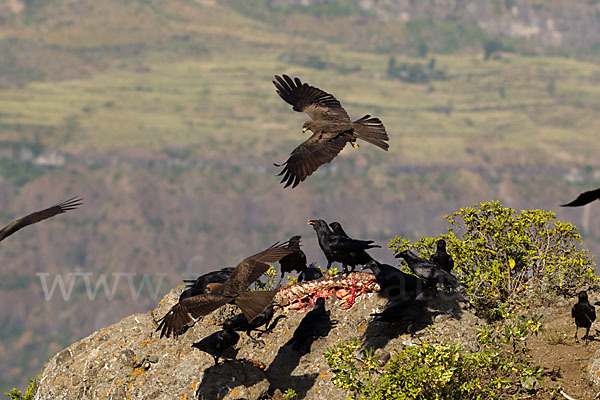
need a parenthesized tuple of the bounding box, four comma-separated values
(351, 142, 359, 149)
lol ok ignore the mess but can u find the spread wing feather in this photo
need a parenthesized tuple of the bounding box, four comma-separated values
(224, 242, 292, 293)
(273, 74, 349, 121)
(275, 132, 348, 188)
(156, 293, 231, 338)
(0, 196, 83, 242)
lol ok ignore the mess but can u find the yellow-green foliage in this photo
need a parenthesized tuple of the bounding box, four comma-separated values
(390, 201, 598, 319)
(5, 378, 36, 400)
(325, 316, 544, 400)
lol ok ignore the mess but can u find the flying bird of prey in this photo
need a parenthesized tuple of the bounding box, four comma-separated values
(562, 188, 600, 207)
(179, 267, 235, 301)
(156, 242, 292, 338)
(572, 290, 596, 343)
(430, 239, 454, 273)
(273, 74, 389, 188)
(395, 250, 460, 289)
(192, 329, 240, 364)
(309, 219, 380, 272)
(278, 236, 307, 281)
(0, 196, 82, 242)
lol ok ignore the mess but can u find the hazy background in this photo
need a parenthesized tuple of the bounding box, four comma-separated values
(0, 0, 599, 393)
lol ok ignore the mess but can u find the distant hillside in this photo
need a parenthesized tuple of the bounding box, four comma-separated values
(0, 0, 599, 393)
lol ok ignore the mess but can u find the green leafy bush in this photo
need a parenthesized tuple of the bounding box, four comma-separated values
(325, 316, 544, 400)
(5, 378, 36, 400)
(390, 201, 597, 320)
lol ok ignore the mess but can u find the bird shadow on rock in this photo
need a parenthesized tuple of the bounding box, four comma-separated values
(196, 358, 266, 400)
(362, 290, 465, 351)
(263, 315, 335, 399)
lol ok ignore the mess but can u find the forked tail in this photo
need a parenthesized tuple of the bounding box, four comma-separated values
(352, 115, 389, 151)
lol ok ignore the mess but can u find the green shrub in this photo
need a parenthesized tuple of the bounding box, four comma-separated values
(325, 316, 544, 400)
(5, 378, 36, 400)
(390, 201, 597, 320)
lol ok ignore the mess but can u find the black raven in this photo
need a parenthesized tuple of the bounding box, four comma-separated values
(156, 242, 292, 338)
(572, 290, 596, 343)
(430, 239, 454, 273)
(222, 303, 278, 343)
(298, 262, 323, 282)
(279, 236, 307, 281)
(273, 74, 389, 188)
(395, 250, 460, 289)
(308, 219, 380, 272)
(329, 221, 376, 271)
(362, 259, 423, 301)
(562, 188, 600, 207)
(192, 329, 240, 363)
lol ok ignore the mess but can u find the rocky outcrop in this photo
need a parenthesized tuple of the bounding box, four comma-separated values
(33, 283, 474, 400)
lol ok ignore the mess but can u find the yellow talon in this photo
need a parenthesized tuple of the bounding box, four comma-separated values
(351, 142, 359, 149)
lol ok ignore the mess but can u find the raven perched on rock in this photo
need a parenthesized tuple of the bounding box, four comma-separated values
(273, 74, 389, 188)
(308, 219, 380, 272)
(572, 290, 596, 343)
(362, 259, 423, 301)
(0, 196, 82, 242)
(192, 329, 240, 363)
(298, 262, 323, 282)
(430, 239, 454, 273)
(222, 303, 278, 343)
(156, 242, 292, 338)
(329, 221, 375, 271)
(562, 188, 600, 207)
(395, 250, 460, 289)
(278, 236, 307, 281)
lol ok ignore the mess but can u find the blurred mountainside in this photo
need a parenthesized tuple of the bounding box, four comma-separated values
(0, 0, 600, 394)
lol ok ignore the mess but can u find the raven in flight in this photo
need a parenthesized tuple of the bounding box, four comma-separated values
(273, 74, 389, 188)
(562, 188, 600, 207)
(156, 242, 292, 338)
(0, 196, 82, 242)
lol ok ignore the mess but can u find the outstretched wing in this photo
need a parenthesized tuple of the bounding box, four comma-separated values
(275, 132, 348, 188)
(561, 188, 600, 207)
(273, 74, 350, 121)
(0, 196, 83, 242)
(224, 242, 293, 293)
(156, 293, 231, 338)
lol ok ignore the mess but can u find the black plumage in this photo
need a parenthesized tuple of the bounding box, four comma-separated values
(395, 250, 460, 289)
(329, 221, 376, 271)
(180, 267, 235, 301)
(192, 329, 240, 363)
(298, 262, 323, 282)
(572, 290, 596, 342)
(562, 188, 600, 207)
(156, 242, 292, 338)
(222, 303, 277, 343)
(273, 74, 389, 188)
(288, 297, 334, 351)
(430, 239, 454, 273)
(278, 236, 307, 280)
(308, 219, 380, 272)
(362, 259, 423, 301)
